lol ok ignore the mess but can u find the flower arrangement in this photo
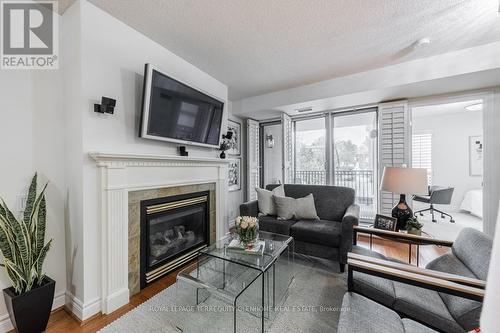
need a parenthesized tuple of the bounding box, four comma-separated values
(235, 216, 259, 245)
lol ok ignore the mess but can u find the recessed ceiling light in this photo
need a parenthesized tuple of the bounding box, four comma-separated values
(465, 103, 483, 112)
(412, 38, 431, 49)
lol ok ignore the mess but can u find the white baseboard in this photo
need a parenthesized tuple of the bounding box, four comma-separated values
(0, 290, 65, 333)
(102, 288, 129, 314)
(65, 292, 101, 321)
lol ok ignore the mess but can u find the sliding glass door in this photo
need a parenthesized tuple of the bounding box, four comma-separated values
(262, 108, 378, 220)
(332, 110, 377, 220)
(294, 117, 326, 185)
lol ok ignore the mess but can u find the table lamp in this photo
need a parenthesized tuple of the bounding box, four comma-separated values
(380, 166, 428, 230)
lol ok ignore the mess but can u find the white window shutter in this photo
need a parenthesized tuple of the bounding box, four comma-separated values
(412, 133, 432, 184)
(378, 101, 410, 215)
(282, 113, 294, 184)
(247, 119, 260, 201)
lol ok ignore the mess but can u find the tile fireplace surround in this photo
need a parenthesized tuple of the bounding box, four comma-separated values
(128, 183, 217, 295)
(90, 152, 229, 314)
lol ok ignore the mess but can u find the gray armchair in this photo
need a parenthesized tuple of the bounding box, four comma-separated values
(338, 293, 439, 333)
(240, 184, 360, 272)
(348, 227, 491, 333)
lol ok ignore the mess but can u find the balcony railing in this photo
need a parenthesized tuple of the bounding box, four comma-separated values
(293, 170, 326, 186)
(294, 170, 376, 220)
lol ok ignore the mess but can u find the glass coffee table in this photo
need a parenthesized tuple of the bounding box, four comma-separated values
(175, 231, 294, 332)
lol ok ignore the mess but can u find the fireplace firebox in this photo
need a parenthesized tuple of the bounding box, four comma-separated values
(140, 191, 210, 288)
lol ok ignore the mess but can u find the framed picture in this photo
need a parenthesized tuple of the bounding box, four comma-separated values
(374, 214, 397, 231)
(469, 135, 483, 176)
(226, 119, 241, 155)
(228, 158, 241, 192)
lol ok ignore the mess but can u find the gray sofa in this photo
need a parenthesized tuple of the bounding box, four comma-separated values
(239, 184, 360, 272)
(350, 227, 492, 333)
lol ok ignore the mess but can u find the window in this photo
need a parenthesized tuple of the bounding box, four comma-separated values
(294, 117, 326, 185)
(412, 133, 432, 184)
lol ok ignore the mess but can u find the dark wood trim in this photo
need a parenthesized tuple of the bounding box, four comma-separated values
(347, 257, 484, 302)
(348, 253, 486, 288)
(354, 225, 454, 247)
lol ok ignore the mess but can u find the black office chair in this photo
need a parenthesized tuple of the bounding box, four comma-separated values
(413, 186, 455, 223)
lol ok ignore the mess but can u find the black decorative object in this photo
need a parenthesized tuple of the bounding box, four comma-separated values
(219, 131, 233, 159)
(94, 96, 116, 114)
(179, 146, 188, 156)
(374, 214, 397, 231)
(3, 276, 55, 333)
(392, 194, 413, 231)
(223, 131, 233, 140)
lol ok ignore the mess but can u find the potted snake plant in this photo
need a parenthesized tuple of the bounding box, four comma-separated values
(0, 174, 54, 333)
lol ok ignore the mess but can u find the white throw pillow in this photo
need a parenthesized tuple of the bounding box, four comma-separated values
(255, 185, 285, 216)
(274, 193, 319, 220)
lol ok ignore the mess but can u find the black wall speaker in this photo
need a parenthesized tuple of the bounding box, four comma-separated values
(179, 146, 188, 156)
(94, 97, 116, 114)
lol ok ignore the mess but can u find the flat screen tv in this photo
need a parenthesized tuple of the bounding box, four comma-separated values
(140, 64, 224, 148)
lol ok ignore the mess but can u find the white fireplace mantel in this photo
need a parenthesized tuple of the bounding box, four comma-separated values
(89, 152, 229, 314)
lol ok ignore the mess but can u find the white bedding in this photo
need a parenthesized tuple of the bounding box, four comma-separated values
(460, 189, 483, 219)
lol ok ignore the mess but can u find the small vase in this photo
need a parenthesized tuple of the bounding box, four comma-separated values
(220, 151, 226, 159)
(239, 230, 258, 246)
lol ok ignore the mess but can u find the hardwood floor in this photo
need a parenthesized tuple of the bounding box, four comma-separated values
(356, 234, 450, 266)
(31, 265, 187, 333)
(29, 236, 449, 333)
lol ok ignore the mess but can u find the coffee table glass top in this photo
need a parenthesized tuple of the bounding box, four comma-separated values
(199, 231, 293, 272)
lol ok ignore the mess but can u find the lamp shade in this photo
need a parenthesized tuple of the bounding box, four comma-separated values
(380, 167, 428, 195)
(480, 205, 500, 332)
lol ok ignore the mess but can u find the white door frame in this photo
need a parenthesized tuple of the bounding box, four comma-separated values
(408, 89, 495, 235)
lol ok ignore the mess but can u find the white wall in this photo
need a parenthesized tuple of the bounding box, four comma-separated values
(412, 110, 483, 211)
(484, 89, 500, 236)
(61, 0, 229, 317)
(0, 65, 66, 329)
(263, 124, 283, 185)
(61, 2, 85, 312)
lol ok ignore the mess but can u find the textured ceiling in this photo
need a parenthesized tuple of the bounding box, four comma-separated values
(88, 0, 500, 100)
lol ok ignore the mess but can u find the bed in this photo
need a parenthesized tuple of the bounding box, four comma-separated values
(460, 189, 483, 219)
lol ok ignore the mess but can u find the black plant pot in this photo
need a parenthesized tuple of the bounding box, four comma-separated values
(3, 276, 55, 333)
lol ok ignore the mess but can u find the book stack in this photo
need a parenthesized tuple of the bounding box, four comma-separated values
(227, 239, 265, 256)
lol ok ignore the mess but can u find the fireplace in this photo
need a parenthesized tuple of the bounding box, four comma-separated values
(140, 191, 210, 288)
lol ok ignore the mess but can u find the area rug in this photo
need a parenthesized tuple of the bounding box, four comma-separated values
(98, 255, 346, 333)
